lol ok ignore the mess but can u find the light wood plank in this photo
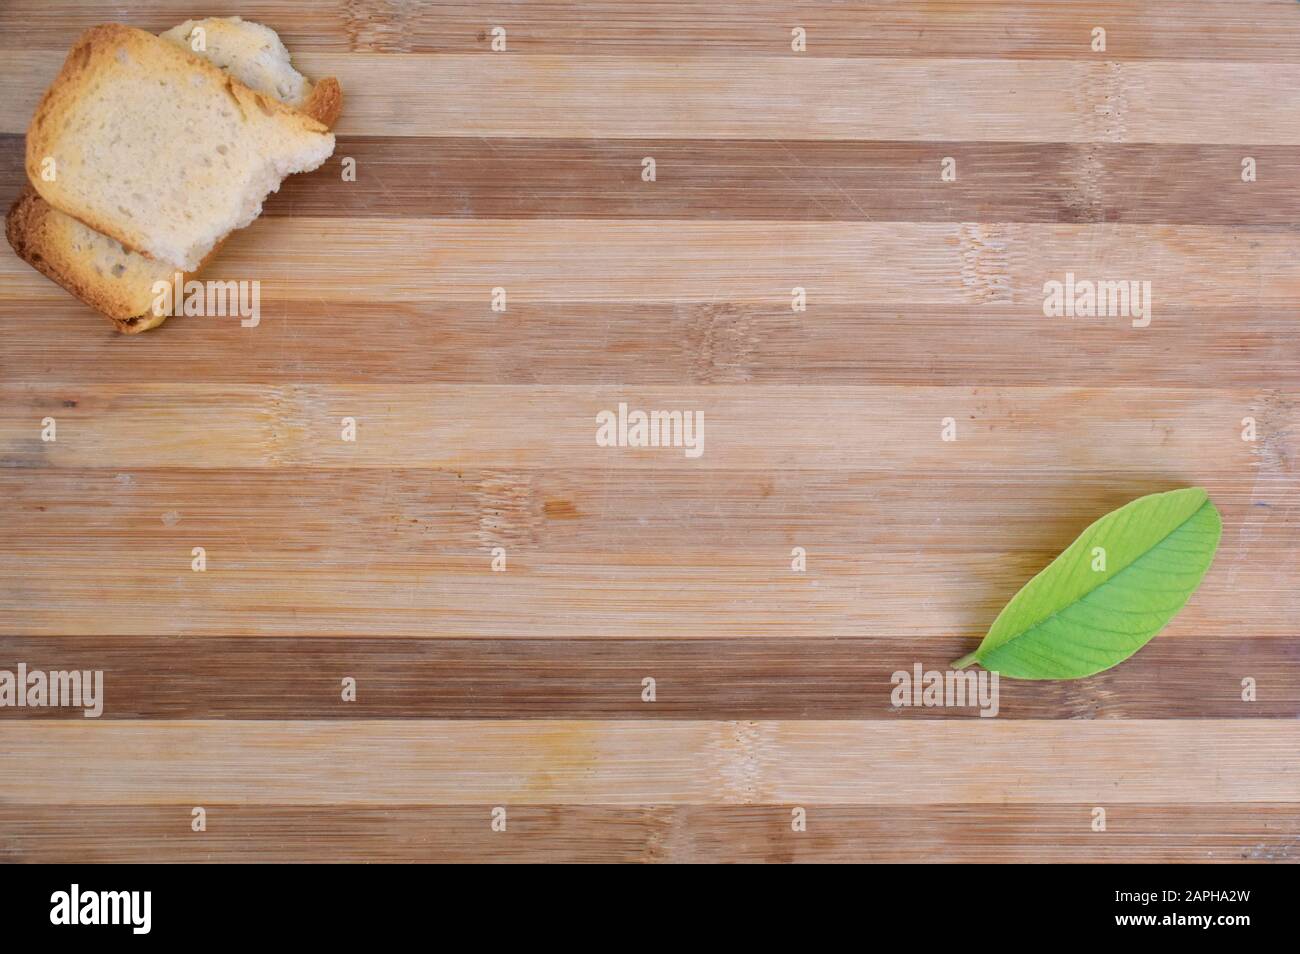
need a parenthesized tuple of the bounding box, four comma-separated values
(2, 547, 1290, 639)
(1, 468, 1292, 638)
(3, 469, 1293, 553)
(0, 385, 1285, 471)
(4, 299, 1299, 389)
(4, 219, 1299, 307)
(3, 803, 1295, 863)
(6, 1, 1300, 62)
(7, 53, 1300, 142)
(2, 720, 1297, 804)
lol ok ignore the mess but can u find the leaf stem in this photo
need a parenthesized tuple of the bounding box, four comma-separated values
(951, 652, 980, 670)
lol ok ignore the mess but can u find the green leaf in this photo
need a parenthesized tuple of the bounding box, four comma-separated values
(952, 487, 1221, 680)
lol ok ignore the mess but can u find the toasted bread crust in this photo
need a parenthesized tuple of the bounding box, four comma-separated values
(304, 77, 344, 128)
(26, 23, 332, 268)
(5, 188, 170, 333)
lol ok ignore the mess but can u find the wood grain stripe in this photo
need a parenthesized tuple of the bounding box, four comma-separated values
(1, 385, 1287, 471)
(5, 219, 1299, 307)
(260, 140, 1300, 225)
(1, 549, 1288, 639)
(4, 300, 1299, 389)
(7, 54, 1300, 142)
(3, 470, 1292, 554)
(3, 469, 1290, 639)
(4, 1, 1299, 61)
(0, 635, 1292, 719)
(7, 136, 1299, 225)
(3, 720, 1297, 804)
(3, 804, 1295, 863)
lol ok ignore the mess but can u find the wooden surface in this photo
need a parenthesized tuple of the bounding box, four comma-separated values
(1, 1, 1298, 863)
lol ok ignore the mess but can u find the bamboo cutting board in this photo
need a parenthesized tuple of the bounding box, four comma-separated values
(1, 1, 1298, 863)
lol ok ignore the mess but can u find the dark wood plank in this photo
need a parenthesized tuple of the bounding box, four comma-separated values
(8, 137, 1300, 225)
(279, 140, 1300, 225)
(0, 634, 1292, 719)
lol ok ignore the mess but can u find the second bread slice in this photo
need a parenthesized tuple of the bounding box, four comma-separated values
(26, 23, 336, 271)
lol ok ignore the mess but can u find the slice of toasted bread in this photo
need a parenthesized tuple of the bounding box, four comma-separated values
(26, 23, 335, 271)
(8, 19, 342, 332)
